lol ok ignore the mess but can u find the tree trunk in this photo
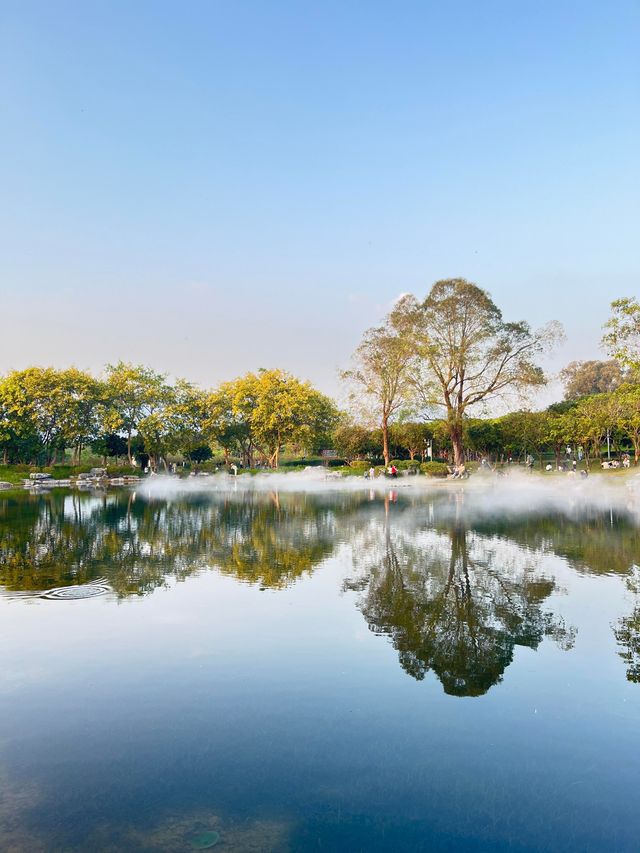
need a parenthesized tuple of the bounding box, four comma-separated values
(127, 429, 133, 466)
(449, 419, 464, 467)
(382, 416, 390, 467)
(269, 446, 280, 469)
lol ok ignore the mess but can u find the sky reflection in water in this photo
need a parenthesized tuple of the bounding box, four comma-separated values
(0, 486, 639, 851)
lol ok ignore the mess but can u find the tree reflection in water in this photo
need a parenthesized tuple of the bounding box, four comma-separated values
(345, 493, 576, 696)
(0, 490, 342, 596)
(615, 567, 640, 683)
(5, 486, 640, 692)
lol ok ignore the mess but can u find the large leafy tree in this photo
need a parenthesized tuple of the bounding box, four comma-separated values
(496, 410, 546, 461)
(232, 369, 337, 468)
(0, 367, 103, 465)
(560, 359, 624, 400)
(332, 417, 376, 465)
(342, 297, 416, 466)
(408, 279, 561, 465)
(206, 370, 337, 469)
(603, 297, 640, 371)
(390, 420, 432, 461)
(204, 382, 254, 467)
(611, 384, 640, 464)
(104, 362, 172, 465)
(565, 395, 614, 467)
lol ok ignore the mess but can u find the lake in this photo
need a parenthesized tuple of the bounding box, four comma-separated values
(1, 479, 639, 851)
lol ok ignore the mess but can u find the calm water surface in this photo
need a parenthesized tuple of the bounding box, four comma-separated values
(0, 484, 639, 852)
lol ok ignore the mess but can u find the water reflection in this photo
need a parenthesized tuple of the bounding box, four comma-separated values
(346, 510, 575, 696)
(0, 491, 345, 596)
(1, 488, 639, 695)
(615, 567, 640, 683)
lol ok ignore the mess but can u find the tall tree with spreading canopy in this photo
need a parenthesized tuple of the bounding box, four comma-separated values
(407, 279, 561, 466)
(342, 298, 416, 467)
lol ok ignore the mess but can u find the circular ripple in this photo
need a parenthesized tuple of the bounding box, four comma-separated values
(41, 583, 111, 600)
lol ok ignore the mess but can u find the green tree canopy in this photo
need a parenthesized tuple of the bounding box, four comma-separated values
(407, 279, 561, 465)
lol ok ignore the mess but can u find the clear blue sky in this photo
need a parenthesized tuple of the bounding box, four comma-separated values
(1, 1, 638, 399)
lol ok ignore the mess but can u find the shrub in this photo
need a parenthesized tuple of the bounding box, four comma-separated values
(420, 461, 450, 477)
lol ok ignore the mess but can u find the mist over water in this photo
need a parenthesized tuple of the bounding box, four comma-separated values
(139, 468, 640, 522)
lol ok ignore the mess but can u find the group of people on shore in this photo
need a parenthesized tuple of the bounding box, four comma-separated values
(364, 465, 399, 480)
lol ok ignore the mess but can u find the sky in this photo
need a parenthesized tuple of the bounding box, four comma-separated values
(1, 1, 638, 403)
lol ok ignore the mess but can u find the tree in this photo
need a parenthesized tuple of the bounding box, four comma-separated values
(204, 382, 254, 467)
(567, 395, 613, 467)
(136, 380, 212, 471)
(603, 297, 640, 370)
(57, 368, 106, 464)
(342, 298, 416, 466)
(90, 432, 129, 464)
(226, 369, 338, 468)
(408, 279, 561, 465)
(541, 407, 574, 468)
(185, 444, 213, 465)
(392, 421, 432, 461)
(611, 384, 640, 464)
(332, 417, 376, 464)
(560, 359, 624, 400)
(497, 410, 546, 461)
(0, 367, 103, 465)
(104, 362, 172, 465)
(464, 418, 501, 460)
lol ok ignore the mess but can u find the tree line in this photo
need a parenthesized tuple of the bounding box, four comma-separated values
(1, 280, 638, 470)
(0, 365, 338, 469)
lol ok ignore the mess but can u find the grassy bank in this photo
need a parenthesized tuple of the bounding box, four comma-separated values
(0, 464, 138, 488)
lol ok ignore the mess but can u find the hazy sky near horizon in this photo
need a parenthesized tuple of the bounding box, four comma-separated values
(1, 1, 638, 402)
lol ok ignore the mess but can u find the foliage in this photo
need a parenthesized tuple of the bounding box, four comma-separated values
(406, 279, 561, 465)
(342, 297, 416, 466)
(206, 369, 338, 469)
(420, 461, 449, 477)
(104, 362, 172, 463)
(332, 417, 376, 463)
(391, 421, 432, 460)
(560, 359, 624, 400)
(0, 367, 105, 465)
(602, 297, 640, 370)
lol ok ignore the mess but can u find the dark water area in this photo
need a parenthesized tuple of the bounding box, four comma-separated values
(0, 486, 639, 851)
